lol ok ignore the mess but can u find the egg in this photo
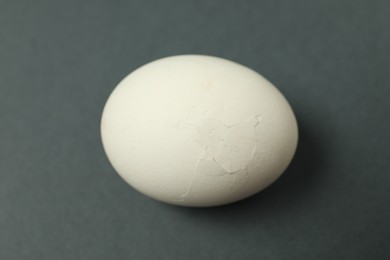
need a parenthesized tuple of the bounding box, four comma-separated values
(101, 55, 298, 207)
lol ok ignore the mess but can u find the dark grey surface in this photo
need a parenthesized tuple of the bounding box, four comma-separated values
(1, 0, 389, 259)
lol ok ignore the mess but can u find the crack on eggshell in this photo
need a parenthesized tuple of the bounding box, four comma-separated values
(179, 113, 264, 201)
(179, 147, 210, 201)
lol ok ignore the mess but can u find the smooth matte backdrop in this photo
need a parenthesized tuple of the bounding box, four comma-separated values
(1, 0, 389, 259)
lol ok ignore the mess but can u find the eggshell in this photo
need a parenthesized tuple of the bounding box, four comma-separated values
(101, 55, 298, 207)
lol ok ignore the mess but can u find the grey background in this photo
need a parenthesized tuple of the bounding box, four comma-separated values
(1, 0, 389, 259)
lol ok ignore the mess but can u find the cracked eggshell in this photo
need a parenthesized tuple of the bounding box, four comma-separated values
(101, 55, 298, 207)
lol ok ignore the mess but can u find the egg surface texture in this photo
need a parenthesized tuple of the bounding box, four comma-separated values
(101, 55, 298, 207)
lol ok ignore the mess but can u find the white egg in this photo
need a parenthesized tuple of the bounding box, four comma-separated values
(101, 55, 298, 207)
